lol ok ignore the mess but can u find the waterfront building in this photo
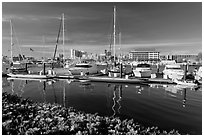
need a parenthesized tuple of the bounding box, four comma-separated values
(161, 54, 199, 63)
(172, 54, 198, 63)
(129, 48, 160, 61)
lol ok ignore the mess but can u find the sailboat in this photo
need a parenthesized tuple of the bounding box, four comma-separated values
(50, 13, 72, 76)
(7, 20, 56, 79)
(9, 20, 27, 73)
(108, 6, 124, 77)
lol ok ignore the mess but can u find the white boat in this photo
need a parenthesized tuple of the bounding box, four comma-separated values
(68, 63, 98, 75)
(130, 61, 138, 67)
(160, 60, 176, 65)
(133, 63, 152, 78)
(195, 66, 202, 82)
(163, 64, 184, 80)
(96, 62, 108, 66)
(53, 68, 72, 76)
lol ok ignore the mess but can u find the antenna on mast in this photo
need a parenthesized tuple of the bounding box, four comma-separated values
(113, 6, 116, 62)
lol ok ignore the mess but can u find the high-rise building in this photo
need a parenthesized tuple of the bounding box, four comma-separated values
(70, 49, 87, 59)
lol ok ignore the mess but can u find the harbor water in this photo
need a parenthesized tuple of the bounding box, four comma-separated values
(2, 77, 202, 134)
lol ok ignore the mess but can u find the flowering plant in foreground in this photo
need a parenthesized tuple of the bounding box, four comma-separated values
(2, 92, 180, 135)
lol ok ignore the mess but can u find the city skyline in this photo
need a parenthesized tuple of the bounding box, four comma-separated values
(2, 2, 202, 58)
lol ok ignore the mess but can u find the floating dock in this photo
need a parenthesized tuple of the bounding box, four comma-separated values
(7, 77, 53, 82)
(7, 73, 198, 86)
(145, 78, 176, 84)
(79, 76, 177, 85)
(7, 73, 55, 79)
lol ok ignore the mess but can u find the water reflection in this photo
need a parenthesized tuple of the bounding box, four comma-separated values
(149, 83, 201, 107)
(107, 84, 123, 117)
(41, 81, 46, 103)
(4, 77, 201, 110)
(135, 85, 144, 94)
(17, 80, 26, 97)
(182, 89, 186, 108)
(63, 81, 66, 107)
(117, 85, 122, 114)
(51, 83, 58, 104)
(79, 82, 95, 92)
(2, 78, 201, 134)
(11, 80, 14, 95)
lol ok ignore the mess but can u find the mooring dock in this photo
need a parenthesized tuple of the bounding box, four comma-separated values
(78, 76, 177, 85)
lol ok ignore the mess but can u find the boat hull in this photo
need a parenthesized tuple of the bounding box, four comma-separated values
(162, 64, 184, 80)
(133, 70, 151, 78)
(11, 68, 27, 73)
(69, 65, 98, 75)
(163, 72, 184, 80)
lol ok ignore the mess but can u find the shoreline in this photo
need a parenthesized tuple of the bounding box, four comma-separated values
(2, 92, 181, 135)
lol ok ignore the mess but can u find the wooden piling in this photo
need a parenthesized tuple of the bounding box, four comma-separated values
(120, 63, 123, 78)
(183, 63, 187, 81)
(156, 63, 159, 73)
(25, 63, 28, 73)
(43, 63, 46, 75)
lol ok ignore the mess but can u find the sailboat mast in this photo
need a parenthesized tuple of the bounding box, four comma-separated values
(53, 15, 62, 60)
(10, 20, 13, 62)
(113, 6, 116, 62)
(119, 32, 121, 61)
(62, 13, 65, 60)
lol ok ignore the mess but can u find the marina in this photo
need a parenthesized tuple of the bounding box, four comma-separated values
(2, 2, 202, 135)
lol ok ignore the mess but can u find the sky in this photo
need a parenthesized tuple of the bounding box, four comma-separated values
(2, 2, 202, 59)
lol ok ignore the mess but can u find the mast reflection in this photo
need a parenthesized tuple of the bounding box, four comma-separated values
(18, 80, 26, 97)
(11, 80, 14, 95)
(111, 84, 123, 117)
(41, 81, 46, 103)
(63, 80, 66, 107)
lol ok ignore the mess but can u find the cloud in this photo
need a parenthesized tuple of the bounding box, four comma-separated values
(2, 13, 97, 23)
(21, 44, 55, 48)
(2, 14, 62, 23)
(121, 41, 201, 49)
(34, 50, 55, 54)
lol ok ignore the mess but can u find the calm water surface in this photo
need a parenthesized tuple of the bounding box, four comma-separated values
(2, 77, 202, 134)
